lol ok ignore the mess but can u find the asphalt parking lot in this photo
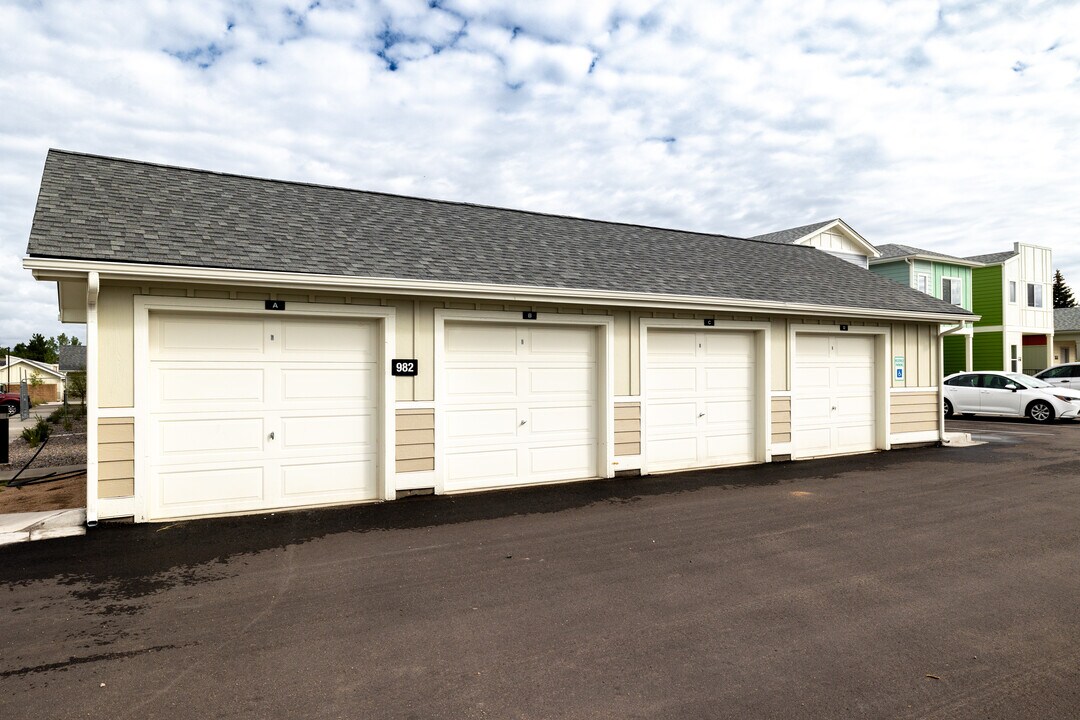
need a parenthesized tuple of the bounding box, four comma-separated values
(3, 419, 1080, 719)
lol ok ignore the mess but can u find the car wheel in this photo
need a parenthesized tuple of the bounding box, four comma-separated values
(4, 403, 15, 417)
(1028, 401, 1055, 424)
(943, 399, 954, 418)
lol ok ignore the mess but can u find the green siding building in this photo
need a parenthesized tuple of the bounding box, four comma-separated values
(870, 244, 983, 375)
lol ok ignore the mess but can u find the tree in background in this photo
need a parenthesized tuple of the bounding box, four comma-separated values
(66, 371, 87, 405)
(1, 333, 82, 364)
(1054, 270, 1077, 308)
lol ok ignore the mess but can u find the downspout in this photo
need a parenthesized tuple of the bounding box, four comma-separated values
(938, 322, 968, 444)
(85, 272, 100, 527)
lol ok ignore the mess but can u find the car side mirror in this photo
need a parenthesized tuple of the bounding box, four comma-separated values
(1005, 384, 1018, 392)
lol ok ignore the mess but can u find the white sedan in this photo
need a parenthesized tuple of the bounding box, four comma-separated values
(943, 371, 1080, 423)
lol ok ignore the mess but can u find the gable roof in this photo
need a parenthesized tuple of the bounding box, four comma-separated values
(0, 356, 65, 379)
(966, 250, 1018, 265)
(872, 244, 984, 267)
(748, 220, 836, 245)
(59, 345, 87, 372)
(25, 150, 972, 320)
(1056, 308, 1080, 333)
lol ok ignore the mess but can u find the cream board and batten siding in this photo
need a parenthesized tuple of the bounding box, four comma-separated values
(90, 281, 947, 514)
(799, 228, 872, 268)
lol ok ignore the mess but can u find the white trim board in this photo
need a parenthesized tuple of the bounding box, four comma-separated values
(25, 257, 978, 325)
(131, 295, 397, 523)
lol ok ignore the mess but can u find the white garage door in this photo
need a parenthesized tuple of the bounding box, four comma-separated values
(147, 312, 379, 520)
(793, 333, 876, 458)
(442, 322, 598, 492)
(645, 330, 756, 473)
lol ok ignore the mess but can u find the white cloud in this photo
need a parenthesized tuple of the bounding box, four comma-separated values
(1, 0, 1080, 347)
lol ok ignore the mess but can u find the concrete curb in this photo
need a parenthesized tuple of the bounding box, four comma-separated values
(0, 508, 86, 546)
(942, 431, 984, 448)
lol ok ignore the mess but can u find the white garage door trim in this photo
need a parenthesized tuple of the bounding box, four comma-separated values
(639, 318, 772, 475)
(133, 296, 396, 522)
(433, 309, 615, 494)
(788, 324, 890, 460)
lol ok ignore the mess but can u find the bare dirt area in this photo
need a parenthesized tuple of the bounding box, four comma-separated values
(3, 418, 87, 473)
(0, 473, 85, 513)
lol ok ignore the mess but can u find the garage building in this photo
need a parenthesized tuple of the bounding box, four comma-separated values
(24, 150, 975, 523)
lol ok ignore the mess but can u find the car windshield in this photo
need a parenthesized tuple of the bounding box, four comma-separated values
(1004, 373, 1052, 389)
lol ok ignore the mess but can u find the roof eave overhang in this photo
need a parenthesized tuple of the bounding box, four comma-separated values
(868, 254, 985, 268)
(24, 256, 979, 325)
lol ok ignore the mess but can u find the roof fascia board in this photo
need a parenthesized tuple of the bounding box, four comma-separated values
(869, 254, 985, 268)
(3, 357, 65, 378)
(24, 256, 977, 325)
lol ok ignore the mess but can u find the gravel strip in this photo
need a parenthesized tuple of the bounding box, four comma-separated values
(2, 420, 88, 474)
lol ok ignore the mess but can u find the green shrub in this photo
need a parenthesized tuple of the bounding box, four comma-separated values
(21, 417, 51, 448)
(47, 404, 87, 424)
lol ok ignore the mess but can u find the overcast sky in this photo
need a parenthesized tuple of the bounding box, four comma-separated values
(2, 0, 1078, 347)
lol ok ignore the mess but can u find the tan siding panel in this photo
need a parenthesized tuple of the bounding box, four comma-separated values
(396, 457, 434, 473)
(614, 418, 639, 433)
(99, 442, 134, 462)
(772, 410, 791, 424)
(891, 419, 939, 433)
(98, 285, 136, 407)
(396, 412, 435, 431)
(614, 403, 641, 420)
(771, 432, 791, 444)
(614, 431, 641, 444)
(891, 391, 939, 405)
(614, 442, 640, 456)
(99, 477, 135, 498)
(99, 460, 134, 481)
(397, 443, 435, 461)
(98, 423, 135, 443)
(396, 428, 435, 445)
(771, 422, 791, 434)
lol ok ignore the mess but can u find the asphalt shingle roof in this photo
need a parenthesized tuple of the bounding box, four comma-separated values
(747, 220, 836, 245)
(26, 150, 972, 318)
(966, 250, 1018, 265)
(1056, 308, 1080, 332)
(875, 243, 979, 264)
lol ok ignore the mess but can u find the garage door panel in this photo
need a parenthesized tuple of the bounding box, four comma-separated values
(159, 465, 265, 508)
(647, 367, 697, 393)
(445, 449, 519, 487)
(148, 312, 381, 520)
(280, 413, 373, 451)
(445, 407, 518, 442)
(647, 400, 699, 431)
(442, 322, 598, 492)
(528, 405, 592, 434)
(528, 366, 594, 395)
(151, 315, 266, 360)
(642, 436, 698, 467)
(280, 318, 375, 359)
(794, 333, 876, 458)
(158, 417, 265, 457)
(704, 432, 754, 461)
(704, 332, 754, 357)
(155, 367, 265, 406)
(703, 366, 753, 390)
(445, 367, 518, 399)
(648, 330, 698, 357)
(445, 324, 518, 356)
(645, 330, 758, 473)
(282, 366, 375, 402)
(527, 327, 594, 357)
(528, 443, 594, 475)
(280, 460, 376, 499)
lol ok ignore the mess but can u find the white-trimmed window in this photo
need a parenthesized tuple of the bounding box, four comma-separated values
(916, 273, 931, 294)
(1027, 283, 1044, 308)
(1009, 281, 1017, 303)
(941, 277, 963, 305)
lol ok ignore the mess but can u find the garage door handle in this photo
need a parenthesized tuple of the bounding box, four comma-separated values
(698, 413, 705, 418)
(268, 431, 275, 440)
(519, 420, 527, 426)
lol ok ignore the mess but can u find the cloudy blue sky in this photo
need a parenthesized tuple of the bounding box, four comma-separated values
(2, 0, 1078, 346)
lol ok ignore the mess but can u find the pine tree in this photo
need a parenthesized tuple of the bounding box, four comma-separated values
(1054, 270, 1077, 308)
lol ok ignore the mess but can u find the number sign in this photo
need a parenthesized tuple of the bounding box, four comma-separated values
(392, 359, 419, 377)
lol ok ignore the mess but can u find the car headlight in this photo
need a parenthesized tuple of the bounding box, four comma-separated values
(1053, 395, 1074, 403)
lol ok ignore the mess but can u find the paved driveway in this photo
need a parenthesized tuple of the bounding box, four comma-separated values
(2, 422, 1080, 719)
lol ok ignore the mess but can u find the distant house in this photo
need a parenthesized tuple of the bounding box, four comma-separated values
(1054, 308, 1080, 365)
(749, 219, 881, 268)
(0, 355, 66, 402)
(966, 243, 1054, 374)
(868, 244, 984, 375)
